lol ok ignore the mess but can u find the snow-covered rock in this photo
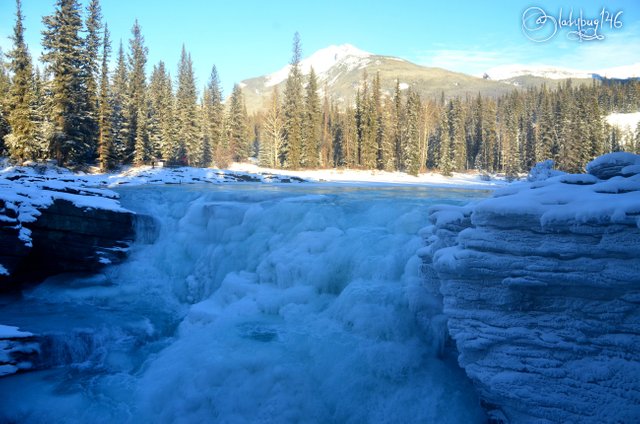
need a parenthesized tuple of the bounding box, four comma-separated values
(0, 324, 38, 377)
(0, 166, 136, 285)
(421, 155, 640, 423)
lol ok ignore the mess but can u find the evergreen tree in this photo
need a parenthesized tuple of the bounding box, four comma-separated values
(281, 32, 304, 168)
(392, 79, 403, 170)
(536, 89, 554, 163)
(320, 87, 332, 167)
(110, 42, 128, 162)
(0, 48, 12, 153)
(260, 86, 283, 168)
(403, 90, 421, 175)
(480, 98, 498, 172)
(6, 0, 39, 162)
(199, 89, 212, 167)
(133, 91, 151, 165)
(31, 67, 55, 156)
(201, 66, 224, 167)
(371, 72, 388, 170)
(176, 45, 200, 166)
(302, 66, 321, 168)
(586, 85, 606, 160)
(97, 23, 115, 170)
(449, 98, 466, 171)
(147, 62, 176, 163)
(438, 100, 452, 176)
(83, 0, 102, 159)
(126, 20, 147, 163)
(42, 0, 90, 166)
(227, 83, 250, 162)
(380, 98, 395, 171)
(358, 72, 377, 169)
(147, 62, 165, 157)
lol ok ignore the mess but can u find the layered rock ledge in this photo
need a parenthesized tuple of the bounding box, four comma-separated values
(420, 153, 640, 423)
(0, 169, 136, 288)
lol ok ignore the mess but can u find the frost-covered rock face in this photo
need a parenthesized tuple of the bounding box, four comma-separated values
(421, 154, 640, 423)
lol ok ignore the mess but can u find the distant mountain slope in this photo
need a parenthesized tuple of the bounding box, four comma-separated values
(240, 44, 516, 113)
(239, 44, 639, 114)
(484, 63, 640, 81)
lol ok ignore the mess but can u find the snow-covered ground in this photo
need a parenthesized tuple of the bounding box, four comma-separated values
(606, 111, 640, 133)
(228, 163, 505, 189)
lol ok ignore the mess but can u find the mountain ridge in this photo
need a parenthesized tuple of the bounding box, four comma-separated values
(239, 43, 637, 114)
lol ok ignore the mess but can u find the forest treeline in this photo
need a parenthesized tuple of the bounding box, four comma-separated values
(2, 0, 640, 177)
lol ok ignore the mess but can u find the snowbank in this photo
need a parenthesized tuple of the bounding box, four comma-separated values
(229, 163, 506, 189)
(421, 153, 640, 422)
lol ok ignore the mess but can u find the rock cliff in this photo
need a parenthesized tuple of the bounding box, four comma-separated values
(420, 153, 640, 423)
(0, 170, 136, 288)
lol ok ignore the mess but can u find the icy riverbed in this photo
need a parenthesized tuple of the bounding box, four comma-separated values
(0, 184, 489, 423)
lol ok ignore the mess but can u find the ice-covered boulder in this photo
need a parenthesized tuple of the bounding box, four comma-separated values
(0, 324, 38, 377)
(421, 155, 640, 423)
(586, 151, 640, 180)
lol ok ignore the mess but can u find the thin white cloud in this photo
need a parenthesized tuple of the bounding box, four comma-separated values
(414, 20, 640, 77)
(415, 46, 527, 76)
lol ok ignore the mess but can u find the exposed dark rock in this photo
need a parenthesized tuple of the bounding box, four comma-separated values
(0, 199, 137, 289)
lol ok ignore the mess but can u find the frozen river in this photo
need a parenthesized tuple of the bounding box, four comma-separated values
(1, 184, 489, 423)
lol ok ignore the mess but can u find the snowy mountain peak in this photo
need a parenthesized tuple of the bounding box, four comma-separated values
(265, 43, 372, 87)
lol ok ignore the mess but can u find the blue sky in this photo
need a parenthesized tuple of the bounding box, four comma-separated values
(1, 0, 639, 95)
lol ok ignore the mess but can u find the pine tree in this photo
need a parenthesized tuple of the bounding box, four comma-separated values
(281, 32, 304, 169)
(227, 83, 250, 162)
(145, 62, 173, 162)
(126, 20, 147, 163)
(160, 69, 177, 163)
(449, 98, 466, 171)
(260, 86, 283, 168)
(133, 92, 151, 165)
(438, 100, 452, 176)
(83, 0, 102, 159)
(371, 72, 388, 170)
(302, 66, 321, 168)
(6, 0, 39, 162)
(380, 98, 395, 171)
(536, 89, 554, 163)
(586, 84, 606, 160)
(480, 98, 498, 172)
(176, 45, 200, 166)
(42, 0, 90, 166)
(202, 65, 224, 165)
(0, 48, 12, 153)
(392, 79, 403, 170)
(357, 72, 377, 169)
(320, 87, 332, 168)
(30, 68, 52, 156)
(403, 90, 421, 175)
(97, 23, 115, 170)
(502, 105, 520, 181)
(110, 42, 128, 162)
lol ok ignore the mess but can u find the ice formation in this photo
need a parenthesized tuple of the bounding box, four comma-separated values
(421, 153, 640, 422)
